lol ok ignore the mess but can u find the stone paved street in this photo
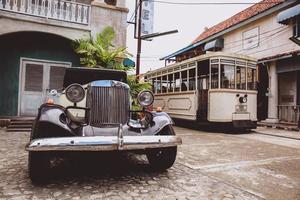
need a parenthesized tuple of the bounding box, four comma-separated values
(0, 126, 299, 200)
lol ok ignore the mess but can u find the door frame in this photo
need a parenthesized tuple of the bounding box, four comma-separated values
(18, 57, 72, 116)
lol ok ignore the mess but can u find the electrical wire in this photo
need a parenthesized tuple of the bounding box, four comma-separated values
(234, 27, 289, 53)
(149, 0, 281, 5)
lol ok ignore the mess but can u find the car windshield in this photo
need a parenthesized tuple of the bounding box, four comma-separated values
(63, 67, 127, 88)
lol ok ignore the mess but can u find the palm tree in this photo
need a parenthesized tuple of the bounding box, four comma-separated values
(73, 26, 131, 70)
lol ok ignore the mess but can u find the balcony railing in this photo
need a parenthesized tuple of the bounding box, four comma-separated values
(0, 0, 90, 25)
(278, 105, 300, 124)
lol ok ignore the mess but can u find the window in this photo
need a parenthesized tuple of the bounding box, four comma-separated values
(174, 72, 180, 92)
(210, 64, 219, 89)
(221, 65, 235, 89)
(236, 66, 246, 90)
(181, 70, 188, 91)
(162, 75, 168, 93)
(189, 68, 196, 90)
(168, 74, 174, 92)
(156, 77, 161, 93)
(293, 16, 300, 38)
(243, 27, 259, 49)
(247, 68, 257, 90)
(153, 78, 157, 93)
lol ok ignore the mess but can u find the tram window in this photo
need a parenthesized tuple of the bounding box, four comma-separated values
(174, 72, 180, 92)
(236, 66, 246, 90)
(162, 75, 168, 93)
(247, 68, 257, 90)
(181, 70, 188, 91)
(211, 64, 219, 89)
(168, 74, 174, 92)
(221, 64, 235, 89)
(157, 77, 161, 93)
(153, 79, 157, 93)
(189, 68, 196, 90)
(148, 79, 153, 92)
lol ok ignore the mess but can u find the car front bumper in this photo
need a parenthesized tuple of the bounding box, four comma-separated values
(26, 135, 182, 152)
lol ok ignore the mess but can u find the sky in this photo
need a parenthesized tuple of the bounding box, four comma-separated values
(125, 0, 261, 74)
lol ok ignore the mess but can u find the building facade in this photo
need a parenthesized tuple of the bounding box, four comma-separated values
(0, 0, 128, 116)
(162, 0, 300, 125)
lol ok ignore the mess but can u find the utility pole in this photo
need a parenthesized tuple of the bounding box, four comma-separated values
(136, 0, 142, 78)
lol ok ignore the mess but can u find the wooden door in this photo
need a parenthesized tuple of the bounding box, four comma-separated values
(20, 60, 69, 116)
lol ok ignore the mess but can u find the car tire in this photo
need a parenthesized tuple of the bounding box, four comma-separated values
(28, 152, 51, 184)
(146, 146, 177, 171)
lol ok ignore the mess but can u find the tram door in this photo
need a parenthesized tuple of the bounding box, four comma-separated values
(197, 60, 209, 121)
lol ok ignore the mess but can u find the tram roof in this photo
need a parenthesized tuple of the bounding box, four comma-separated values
(145, 52, 257, 77)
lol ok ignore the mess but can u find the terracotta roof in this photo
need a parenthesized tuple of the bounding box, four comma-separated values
(192, 0, 284, 44)
(258, 49, 300, 62)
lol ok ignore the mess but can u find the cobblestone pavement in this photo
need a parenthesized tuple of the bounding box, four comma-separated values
(0, 126, 299, 200)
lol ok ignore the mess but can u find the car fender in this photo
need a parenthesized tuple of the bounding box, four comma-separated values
(31, 104, 74, 139)
(141, 112, 174, 135)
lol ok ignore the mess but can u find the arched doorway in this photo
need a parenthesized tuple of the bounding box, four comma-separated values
(0, 32, 81, 116)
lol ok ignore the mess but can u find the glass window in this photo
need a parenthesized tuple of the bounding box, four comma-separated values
(174, 72, 180, 92)
(168, 74, 174, 92)
(221, 64, 235, 89)
(189, 68, 196, 91)
(153, 78, 157, 93)
(162, 75, 168, 93)
(236, 66, 246, 90)
(156, 77, 161, 93)
(210, 64, 219, 89)
(181, 70, 188, 91)
(247, 68, 257, 90)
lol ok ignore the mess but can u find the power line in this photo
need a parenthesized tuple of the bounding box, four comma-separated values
(149, 0, 281, 5)
(234, 27, 289, 54)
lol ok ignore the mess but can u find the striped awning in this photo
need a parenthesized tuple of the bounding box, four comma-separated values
(277, 4, 300, 24)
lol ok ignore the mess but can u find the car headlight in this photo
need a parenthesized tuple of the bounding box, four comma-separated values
(65, 84, 85, 103)
(137, 90, 154, 107)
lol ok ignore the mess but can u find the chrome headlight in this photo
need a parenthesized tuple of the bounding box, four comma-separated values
(65, 84, 85, 103)
(137, 90, 154, 107)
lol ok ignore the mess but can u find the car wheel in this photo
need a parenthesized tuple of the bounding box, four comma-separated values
(146, 146, 177, 171)
(28, 152, 51, 184)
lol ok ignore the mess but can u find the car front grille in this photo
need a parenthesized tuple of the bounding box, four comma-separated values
(87, 86, 129, 127)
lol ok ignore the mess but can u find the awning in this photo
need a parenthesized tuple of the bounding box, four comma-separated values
(204, 38, 224, 51)
(123, 58, 135, 67)
(277, 4, 300, 24)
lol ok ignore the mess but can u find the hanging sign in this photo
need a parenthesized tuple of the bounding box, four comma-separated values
(141, 0, 154, 36)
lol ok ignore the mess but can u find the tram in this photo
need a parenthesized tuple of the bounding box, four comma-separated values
(144, 52, 258, 129)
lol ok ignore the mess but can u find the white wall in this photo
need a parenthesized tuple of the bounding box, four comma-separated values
(222, 12, 300, 59)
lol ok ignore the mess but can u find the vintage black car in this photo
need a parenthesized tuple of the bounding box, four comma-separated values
(26, 67, 182, 183)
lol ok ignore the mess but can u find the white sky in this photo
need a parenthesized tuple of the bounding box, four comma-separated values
(125, 0, 261, 74)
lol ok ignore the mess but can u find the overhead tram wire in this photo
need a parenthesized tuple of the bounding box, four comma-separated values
(149, 0, 281, 5)
(127, 0, 278, 26)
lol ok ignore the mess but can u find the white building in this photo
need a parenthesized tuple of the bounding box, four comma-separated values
(162, 0, 300, 126)
(0, 0, 128, 116)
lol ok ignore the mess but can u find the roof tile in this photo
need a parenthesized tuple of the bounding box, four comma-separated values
(192, 0, 284, 44)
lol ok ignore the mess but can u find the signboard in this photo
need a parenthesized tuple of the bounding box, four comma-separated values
(243, 27, 260, 50)
(141, 0, 154, 36)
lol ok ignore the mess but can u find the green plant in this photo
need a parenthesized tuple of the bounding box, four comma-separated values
(73, 26, 152, 109)
(127, 75, 152, 110)
(73, 26, 132, 70)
